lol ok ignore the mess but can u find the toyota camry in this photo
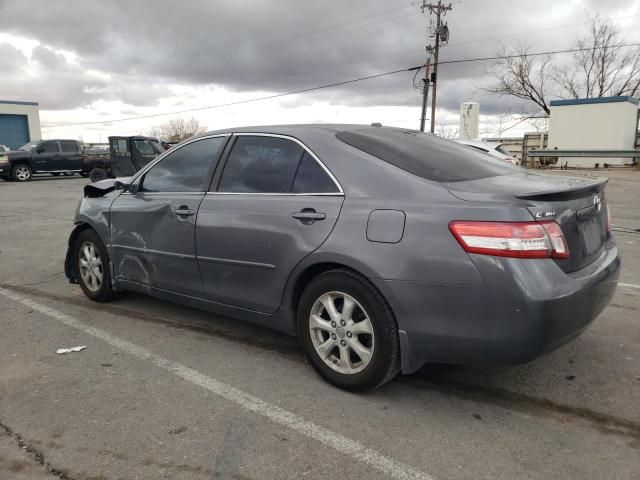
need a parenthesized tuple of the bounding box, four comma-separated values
(64, 125, 620, 391)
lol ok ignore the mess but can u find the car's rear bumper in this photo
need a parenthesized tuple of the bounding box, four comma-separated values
(374, 238, 620, 374)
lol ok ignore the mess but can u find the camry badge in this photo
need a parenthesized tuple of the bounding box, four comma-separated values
(535, 211, 557, 218)
(593, 194, 601, 212)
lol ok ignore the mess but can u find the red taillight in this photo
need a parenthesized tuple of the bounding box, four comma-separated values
(449, 221, 569, 259)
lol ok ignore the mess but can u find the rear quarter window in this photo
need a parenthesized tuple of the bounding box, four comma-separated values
(336, 128, 517, 182)
(60, 141, 79, 152)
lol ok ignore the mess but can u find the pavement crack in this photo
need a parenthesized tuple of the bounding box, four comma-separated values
(399, 376, 640, 442)
(0, 420, 77, 480)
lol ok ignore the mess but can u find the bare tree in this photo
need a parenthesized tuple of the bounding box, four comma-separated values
(147, 117, 208, 142)
(435, 124, 459, 139)
(487, 18, 640, 113)
(487, 44, 553, 114)
(554, 17, 640, 98)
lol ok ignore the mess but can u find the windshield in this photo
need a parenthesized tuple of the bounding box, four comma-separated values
(133, 139, 165, 155)
(19, 141, 40, 151)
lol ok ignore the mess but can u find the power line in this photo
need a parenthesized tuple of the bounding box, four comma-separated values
(42, 67, 417, 127)
(350, 12, 640, 69)
(42, 42, 640, 128)
(436, 42, 640, 66)
(443, 13, 640, 49)
(237, 7, 416, 57)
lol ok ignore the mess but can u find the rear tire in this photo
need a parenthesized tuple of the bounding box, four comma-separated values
(80, 171, 89, 178)
(11, 164, 32, 182)
(298, 269, 400, 392)
(75, 229, 116, 302)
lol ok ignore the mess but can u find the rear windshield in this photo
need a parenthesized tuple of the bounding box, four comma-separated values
(336, 128, 518, 182)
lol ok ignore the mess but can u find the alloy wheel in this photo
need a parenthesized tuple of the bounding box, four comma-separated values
(15, 166, 31, 181)
(309, 291, 375, 374)
(79, 241, 103, 292)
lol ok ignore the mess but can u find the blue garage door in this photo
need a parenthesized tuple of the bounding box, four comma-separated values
(0, 114, 30, 150)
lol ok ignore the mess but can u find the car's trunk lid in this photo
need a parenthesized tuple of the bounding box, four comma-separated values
(443, 172, 609, 273)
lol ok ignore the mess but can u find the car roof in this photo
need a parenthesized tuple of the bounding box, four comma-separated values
(39, 139, 80, 142)
(198, 123, 395, 139)
(108, 135, 159, 141)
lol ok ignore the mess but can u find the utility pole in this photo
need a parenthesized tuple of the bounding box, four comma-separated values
(420, 1, 452, 133)
(419, 57, 431, 132)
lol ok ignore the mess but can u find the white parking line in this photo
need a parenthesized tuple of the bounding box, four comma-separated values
(0, 287, 433, 480)
(618, 283, 640, 289)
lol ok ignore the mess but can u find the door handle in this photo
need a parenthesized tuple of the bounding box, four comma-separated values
(292, 209, 326, 223)
(175, 206, 195, 216)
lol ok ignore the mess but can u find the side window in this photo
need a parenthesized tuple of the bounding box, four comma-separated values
(142, 137, 225, 193)
(60, 141, 79, 153)
(40, 141, 59, 153)
(134, 140, 155, 155)
(292, 152, 339, 193)
(112, 139, 130, 155)
(218, 136, 303, 193)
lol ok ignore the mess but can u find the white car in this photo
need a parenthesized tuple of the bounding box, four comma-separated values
(0, 145, 10, 153)
(457, 140, 519, 165)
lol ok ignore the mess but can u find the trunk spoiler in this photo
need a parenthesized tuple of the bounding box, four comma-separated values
(515, 177, 607, 201)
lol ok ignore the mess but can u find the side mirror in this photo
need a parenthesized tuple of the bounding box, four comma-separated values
(36, 147, 44, 154)
(114, 180, 139, 194)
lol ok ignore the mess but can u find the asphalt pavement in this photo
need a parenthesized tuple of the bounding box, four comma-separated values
(0, 171, 639, 480)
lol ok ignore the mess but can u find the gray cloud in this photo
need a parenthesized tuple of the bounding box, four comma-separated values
(0, 0, 637, 117)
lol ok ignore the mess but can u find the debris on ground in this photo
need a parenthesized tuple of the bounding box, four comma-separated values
(56, 346, 87, 354)
(168, 426, 188, 435)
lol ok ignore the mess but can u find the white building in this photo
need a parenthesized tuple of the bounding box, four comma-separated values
(0, 100, 42, 150)
(548, 96, 639, 167)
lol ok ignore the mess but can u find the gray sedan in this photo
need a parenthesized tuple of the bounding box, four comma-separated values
(64, 125, 620, 391)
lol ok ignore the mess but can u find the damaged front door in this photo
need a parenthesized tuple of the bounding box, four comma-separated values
(109, 136, 227, 296)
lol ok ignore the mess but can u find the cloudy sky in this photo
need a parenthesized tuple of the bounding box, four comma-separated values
(1, 0, 638, 142)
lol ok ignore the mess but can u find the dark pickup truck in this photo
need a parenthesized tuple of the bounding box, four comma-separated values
(84, 136, 165, 182)
(0, 139, 86, 182)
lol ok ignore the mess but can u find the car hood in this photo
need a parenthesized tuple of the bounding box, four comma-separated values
(1, 151, 30, 160)
(84, 177, 131, 198)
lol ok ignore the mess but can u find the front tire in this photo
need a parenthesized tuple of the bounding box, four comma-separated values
(75, 229, 116, 302)
(298, 269, 400, 392)
(11, 164, 32, 182)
